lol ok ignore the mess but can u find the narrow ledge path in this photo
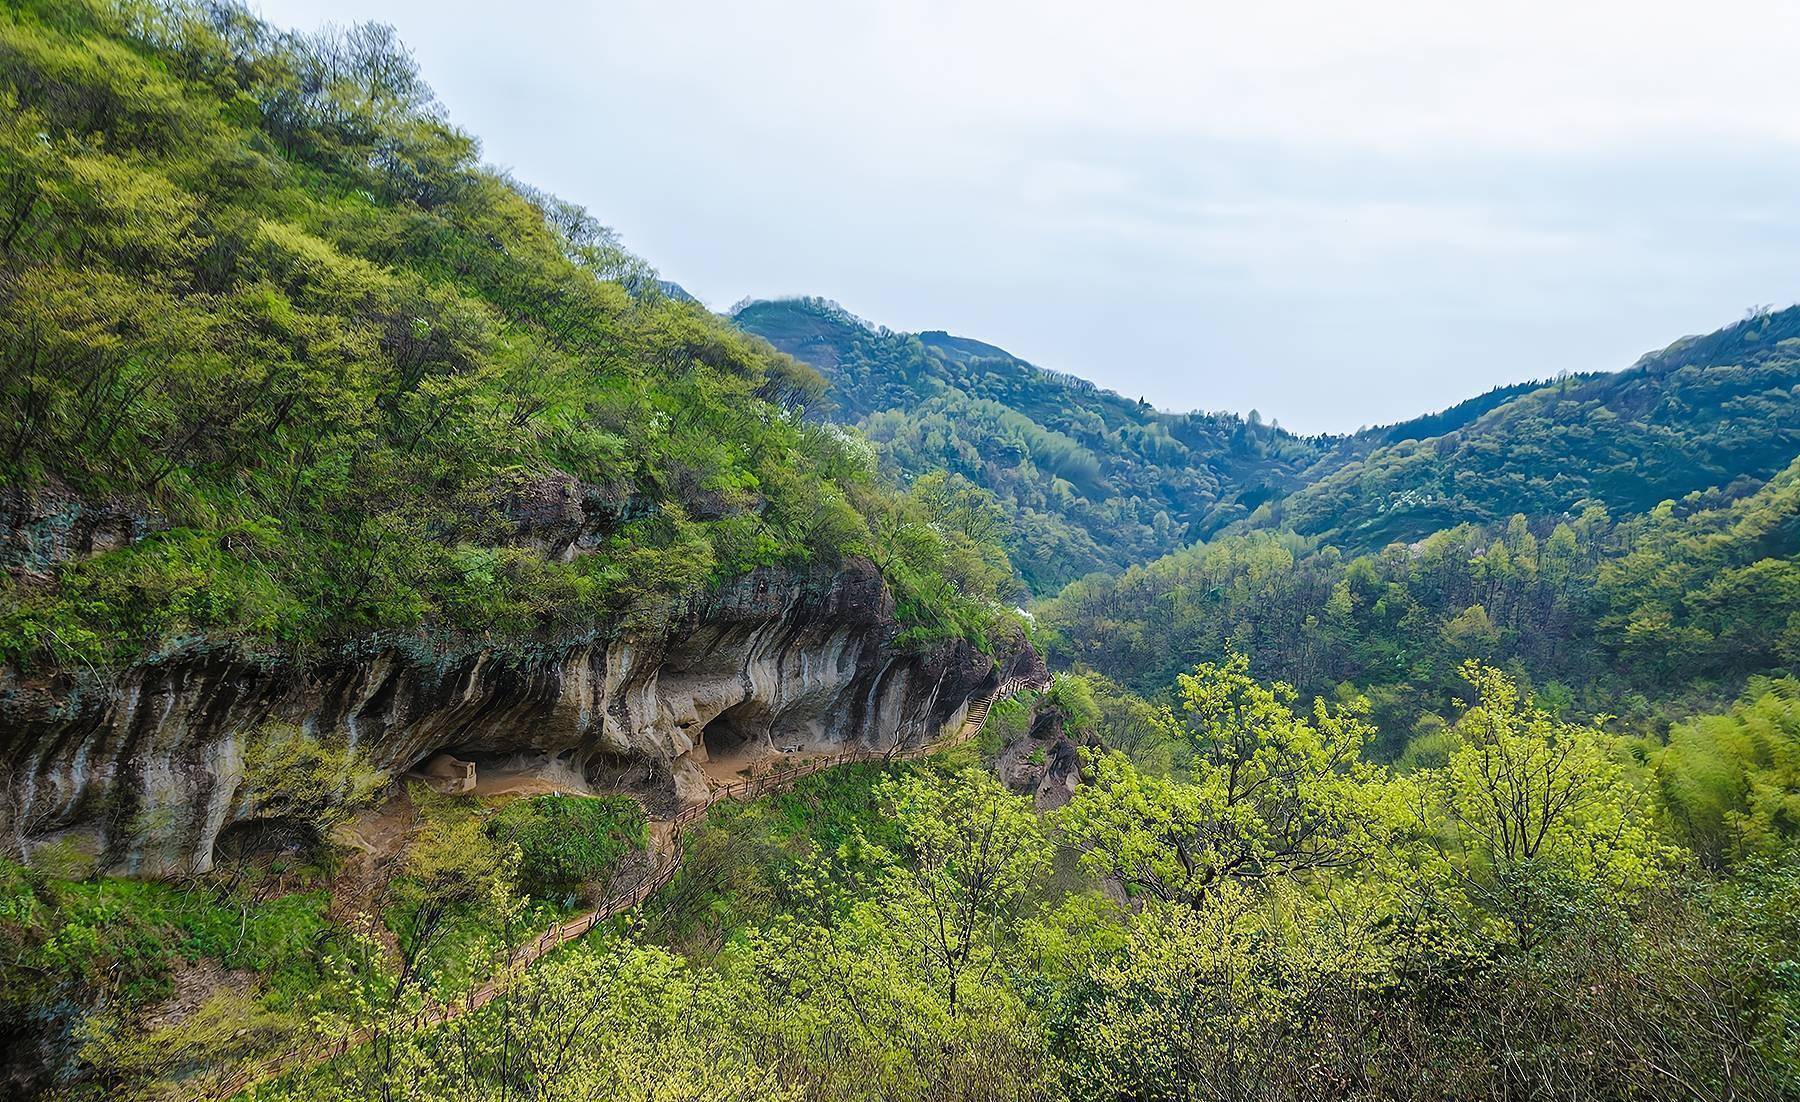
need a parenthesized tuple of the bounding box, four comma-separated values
(194, 675, 1039, 1101)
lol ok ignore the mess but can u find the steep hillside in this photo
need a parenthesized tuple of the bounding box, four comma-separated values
(0, 3, 1022, 670)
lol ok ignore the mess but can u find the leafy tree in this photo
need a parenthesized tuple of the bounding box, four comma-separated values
(1657, 677, 1800, 866)
(1434, 663, 1674, 946)
(237, 724, 386, 844)
(873, 767, 1049, 1017)
(1062, 655, 1395, 906)
(1057, 889, 1275, 1102)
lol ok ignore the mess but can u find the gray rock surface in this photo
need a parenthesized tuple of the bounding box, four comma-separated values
(0, 557, 1040, 875)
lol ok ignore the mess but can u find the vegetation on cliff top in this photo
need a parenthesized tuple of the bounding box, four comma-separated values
(0, 0, 1019, 671)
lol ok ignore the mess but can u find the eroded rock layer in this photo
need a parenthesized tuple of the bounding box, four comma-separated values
(0, 558, 1040, 875)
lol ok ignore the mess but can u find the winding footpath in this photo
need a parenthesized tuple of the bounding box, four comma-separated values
(194, 676, 1038, 1100)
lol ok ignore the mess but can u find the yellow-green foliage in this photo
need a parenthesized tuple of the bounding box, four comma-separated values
(872, 767, 1049, 1016)
(380, 789, 527, 998)
(1434, 662, 1678, 943)
(0, 0, 1021, 671)
(77, 987, 296, 1096)
(640, 761, 911, 954)
(271, 767, 1061, 1102)
(1658, 676, 1800, 865)
(1042, 671, 1101, 731)
(1062, 654, 1402, 909)
(13, 664, 1800, 1100)
(240, 723, 386, 836)
(0, 858, 344, 1096)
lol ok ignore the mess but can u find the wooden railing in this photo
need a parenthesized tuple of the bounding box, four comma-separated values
(191, 674, 1041, 1100)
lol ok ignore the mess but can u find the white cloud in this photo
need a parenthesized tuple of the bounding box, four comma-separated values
(533, 0, 1800, 152)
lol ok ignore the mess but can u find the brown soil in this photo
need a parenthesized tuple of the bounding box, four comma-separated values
(696, 744, 833, 789)
(141, 958, 258, 1033)
(326, 787, 420, 924)
(469, 766, 592, 798)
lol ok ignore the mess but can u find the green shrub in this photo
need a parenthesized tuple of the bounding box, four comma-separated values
(1043, 672, 1101, 731)
(240, 723, 387, 841)
(641, 763, 908, 953)
(980, 692, 1035, 757)
(0, 859, 336, 1013)
(488, 795, 647, 896)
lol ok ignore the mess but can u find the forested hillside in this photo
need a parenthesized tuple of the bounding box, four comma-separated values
(733, 296, 1338, 589)
(734, 291, 1800, 745)
(734, 295, 1800, 593)
(1240, 307, 1800, 551)
(0, 1, 1017, 672)
(1042, 455, 1800, 750)
(0, 1, 1029, 1093)
(1026, 305, 1800, 754)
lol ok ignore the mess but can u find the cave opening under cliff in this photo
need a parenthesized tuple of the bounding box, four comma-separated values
(702, 700, 774, 761)
(211, 816, 315, 867)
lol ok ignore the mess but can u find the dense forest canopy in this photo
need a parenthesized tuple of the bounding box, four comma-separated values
(1041, 455, 1800, 751)
(1249, 307, 1800, 551)
(734, 295, 1800, 594)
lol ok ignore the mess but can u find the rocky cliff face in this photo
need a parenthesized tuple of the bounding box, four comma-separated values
(997, 708, 1088, 812)
(0, 558, 1041, 876)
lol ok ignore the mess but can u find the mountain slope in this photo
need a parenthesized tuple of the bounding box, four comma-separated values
(0, 2, 1018, 671)
(732, 297, 1339, 590)
(739, 297, 1800, 583)
(1041, 452, 1800, 744)
(1243, 309, 1800, 551)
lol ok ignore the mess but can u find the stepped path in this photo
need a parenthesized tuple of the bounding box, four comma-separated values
(194, 675, 1040, 1101)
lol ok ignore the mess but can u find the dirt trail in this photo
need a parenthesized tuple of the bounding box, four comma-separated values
(696, 743, 833, 788)
(335, 793, 417, 859)
(326, 791, 418, 926)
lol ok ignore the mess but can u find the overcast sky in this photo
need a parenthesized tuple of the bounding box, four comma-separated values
(258, 0, 1800, 433)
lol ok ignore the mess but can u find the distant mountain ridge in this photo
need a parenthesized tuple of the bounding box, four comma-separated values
(731, 296, 1341, 589)
(1252, 307, 1800, 550)
(735, 295, 1799, 589)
